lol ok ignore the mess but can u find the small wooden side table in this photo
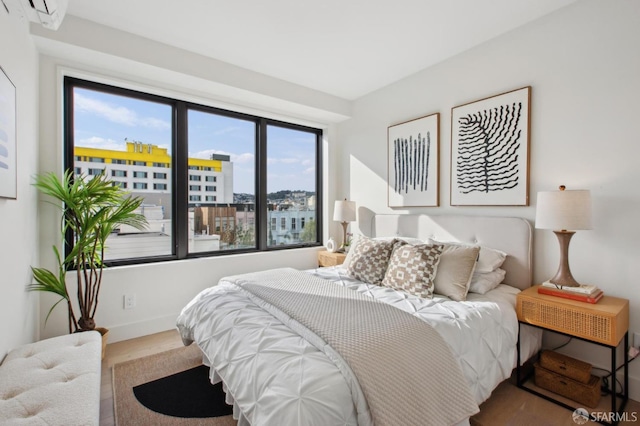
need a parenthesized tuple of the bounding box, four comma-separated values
(516, 285, 630, 425)
(317, 250, 347, 267)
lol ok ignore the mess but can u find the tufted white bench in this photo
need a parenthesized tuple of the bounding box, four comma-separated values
(0, 331, 102, 425)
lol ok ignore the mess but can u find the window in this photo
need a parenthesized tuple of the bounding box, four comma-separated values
(74, 167, 82, 175)
(301, 217, 306, 229)
(88, 168, 103, 175)
(188, 108, 257, 252)
(267, 125, 318, 246)
(113, 181, 127, 189)
(65, 77, 321, 266)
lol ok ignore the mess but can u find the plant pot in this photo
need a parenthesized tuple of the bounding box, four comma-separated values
(95, 327, 109, 360)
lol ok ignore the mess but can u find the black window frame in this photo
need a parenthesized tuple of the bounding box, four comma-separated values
(64, 77, 323, 266)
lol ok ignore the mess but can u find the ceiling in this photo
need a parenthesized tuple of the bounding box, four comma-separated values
(65, 0, 576, 100)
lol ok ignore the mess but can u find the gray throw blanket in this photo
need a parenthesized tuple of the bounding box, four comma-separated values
(226, 268, 479, 426)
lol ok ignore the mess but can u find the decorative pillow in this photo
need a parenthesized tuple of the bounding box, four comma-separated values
(468, 268, 506, 294)
(433, 244, 480, 301)
(346, 236, 400, 285)
(344, 234, 423, 268)
(428, 239, 506, 274)
(381, 243, 443, 298)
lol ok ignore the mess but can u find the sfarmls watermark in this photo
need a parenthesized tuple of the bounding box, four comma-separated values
(572, 408, 638, 424)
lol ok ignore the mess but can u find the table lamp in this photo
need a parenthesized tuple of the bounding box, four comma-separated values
(333, 199, 356, 252)
(535, 185, 592, 287)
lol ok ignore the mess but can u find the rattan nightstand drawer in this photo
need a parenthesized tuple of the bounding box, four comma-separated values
(516, 285, 629, 346)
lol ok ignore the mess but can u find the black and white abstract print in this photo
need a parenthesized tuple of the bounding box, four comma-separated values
(393, 132, 431, 195)
(451, 87, 530, 206)
(388, 113, 439, 207)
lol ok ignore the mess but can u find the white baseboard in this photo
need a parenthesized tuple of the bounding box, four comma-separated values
(106, 313, 179, 343)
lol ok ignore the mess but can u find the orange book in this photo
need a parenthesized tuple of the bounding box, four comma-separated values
(537, 286, 604, 304)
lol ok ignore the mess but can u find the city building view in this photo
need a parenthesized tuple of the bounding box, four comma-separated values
(74, 140, 316, 260)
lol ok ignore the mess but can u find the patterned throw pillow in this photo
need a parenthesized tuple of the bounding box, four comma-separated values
(381, 244, 444, 298)
(346, 236, 400, 285)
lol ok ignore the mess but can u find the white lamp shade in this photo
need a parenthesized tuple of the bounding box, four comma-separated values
(535, 189, 592, 231)
(333, 200, 356, 222)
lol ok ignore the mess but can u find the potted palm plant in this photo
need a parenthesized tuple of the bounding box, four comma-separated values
(29, 170, 148, 352)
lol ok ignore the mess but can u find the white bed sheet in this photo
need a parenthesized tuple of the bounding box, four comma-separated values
(176, 266, 541, 426)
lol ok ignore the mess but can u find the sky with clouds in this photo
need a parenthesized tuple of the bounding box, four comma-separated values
(73, 88, 317, 194)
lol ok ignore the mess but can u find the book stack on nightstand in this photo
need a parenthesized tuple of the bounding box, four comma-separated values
(538, 282, 603, 304)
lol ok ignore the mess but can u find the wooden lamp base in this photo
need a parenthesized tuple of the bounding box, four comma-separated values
(548, 230, 581, 287)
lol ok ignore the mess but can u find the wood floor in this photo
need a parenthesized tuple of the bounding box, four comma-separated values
(100, 330, 640, 426)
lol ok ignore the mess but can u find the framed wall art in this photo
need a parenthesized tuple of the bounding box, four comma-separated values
(0, 66, 17, 200)
(450, 86, 530, 206)
(388, 112, 439, 207)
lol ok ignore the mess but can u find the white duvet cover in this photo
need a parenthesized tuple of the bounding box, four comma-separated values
(176, 266, 541, 426)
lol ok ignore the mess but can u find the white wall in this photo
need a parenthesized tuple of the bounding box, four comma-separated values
(336, 0, 640, 399)
(34, 18, 345, 343)
(0, 9, 40, 357)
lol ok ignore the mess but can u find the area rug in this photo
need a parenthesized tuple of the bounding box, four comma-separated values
(113, 344, 237, 426)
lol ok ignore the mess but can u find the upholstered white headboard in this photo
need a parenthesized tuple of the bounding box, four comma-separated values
(357, 211, 533, 290)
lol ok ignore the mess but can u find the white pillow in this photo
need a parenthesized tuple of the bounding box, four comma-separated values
(468, 268, 507, 294)
(432, 244, 480, 301)
(475, 246, 507, 273)
(428, 239, 506, 274)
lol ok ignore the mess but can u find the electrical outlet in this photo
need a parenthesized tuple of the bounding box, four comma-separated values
(634, 332, 640, 349)
(124, 294, 136, 310)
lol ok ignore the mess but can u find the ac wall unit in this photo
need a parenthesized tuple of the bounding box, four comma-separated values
(4, 0, 68, 30)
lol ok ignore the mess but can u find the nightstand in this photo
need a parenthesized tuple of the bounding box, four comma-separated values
(516, 285, 629, 425)
(317, 250, 347, 267)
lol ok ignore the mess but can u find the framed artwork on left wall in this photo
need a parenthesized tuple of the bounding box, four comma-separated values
(0, 66, 17, 200)
(387, 112, 440, 207)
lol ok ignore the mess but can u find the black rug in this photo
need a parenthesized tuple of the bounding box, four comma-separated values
(133, 365, 234, 418)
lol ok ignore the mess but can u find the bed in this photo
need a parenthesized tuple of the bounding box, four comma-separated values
(177, 213, 542, 426)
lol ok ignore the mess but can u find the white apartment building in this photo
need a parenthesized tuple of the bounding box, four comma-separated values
(74, 141, 234, 209)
